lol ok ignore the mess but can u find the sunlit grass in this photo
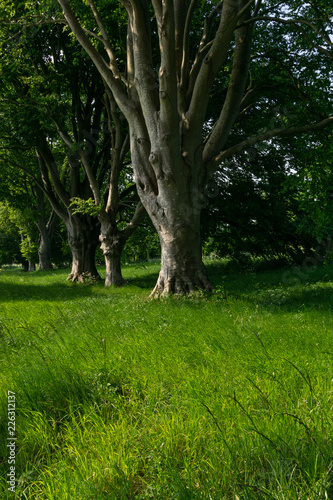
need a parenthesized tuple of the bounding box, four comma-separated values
(0, 260, 333, 499)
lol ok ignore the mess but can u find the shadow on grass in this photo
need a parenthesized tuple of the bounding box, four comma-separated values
(205, 260, 333, 312)
(0, 366, 130, 491)
(0, 266, 161, 301)
(253, 283, 333, 312)
(125, 273, 159, 290)
(0, 281, 104, 302)
(1, 261, 333, 311)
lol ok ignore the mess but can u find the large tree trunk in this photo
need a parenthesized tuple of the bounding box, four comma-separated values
(149, 204, 214, 296)
(124, 117, 216, 295)
(129, 120, 215, 295)
(132, 138, 214, 295)
(154, 228, 213, 296)
(99, 219, 126, 286)
(66, 214, 101, 282)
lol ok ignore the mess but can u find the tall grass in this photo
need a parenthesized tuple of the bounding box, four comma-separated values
(0, 261, 332, 499)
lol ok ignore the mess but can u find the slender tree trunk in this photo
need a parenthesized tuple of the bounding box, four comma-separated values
(99, 203, 146, 286)
(66, 214, 101, 282)
(36, 187, 54, 270)
(37, 224, 53, 270)
(28, 262, 36, 272)
(99, 220, 126, 286)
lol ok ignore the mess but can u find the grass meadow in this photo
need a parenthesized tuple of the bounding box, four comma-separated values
(0, 259, 333, 499)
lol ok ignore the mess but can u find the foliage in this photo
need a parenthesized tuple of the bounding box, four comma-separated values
(1, 1, 333, 288)
(281, 133, 333, 243)
(0, 203, 21, 266)
(202, 143, 318, 264)
(70, 197, 104, 217)
(0, 202, 41, 266)
(123, 217, 160, 263)
(19, 236, 39, 264)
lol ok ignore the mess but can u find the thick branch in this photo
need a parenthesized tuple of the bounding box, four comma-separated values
(203, 0, 254, 163)
(105, 87, 125, 216)
(237, 0, 256, 20)
(122, 201, 146, 239)
(87, 0, 118, 71)
(48, 108, 102, 206)
(207, 116, 333, 175)
(179, 0, 197, 109)
(153, 0, 179, 129)
(186, 2, 222, 106)
(122, 0, 159, 142)
(35, 151, 69, 221)
(80, 153, 102, 205)
(57, 0, 134, 117)
(38, 143, 71, 209)
(187, 0, 239, 132)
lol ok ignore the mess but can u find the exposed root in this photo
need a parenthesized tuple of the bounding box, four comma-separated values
(150, 271, 215, 298)
(105, 274, 127, 287)
(67, 271, 101, 284)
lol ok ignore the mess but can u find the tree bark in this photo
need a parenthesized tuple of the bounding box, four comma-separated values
(99, 202, 146, 286)
(99, 220, 126, 286)
(66, 213, 101, 282)
(38, 231, 52, 270)
(28, 262, 36, 272)
(151, 213, 214, 296)
(128, 111, 216, 295)
(131, 139, 214, 295)
(36, 187, 54, 270)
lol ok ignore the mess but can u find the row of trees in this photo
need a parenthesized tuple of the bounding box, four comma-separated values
(0, 4, 147, 283)
(0, 1, 332, 293)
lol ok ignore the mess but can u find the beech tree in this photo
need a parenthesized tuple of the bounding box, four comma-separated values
(68, 85, 146, 286)
(54, 0, 333, 295)
(0, 127, 56, 270)
(0, 71, 101, 279)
